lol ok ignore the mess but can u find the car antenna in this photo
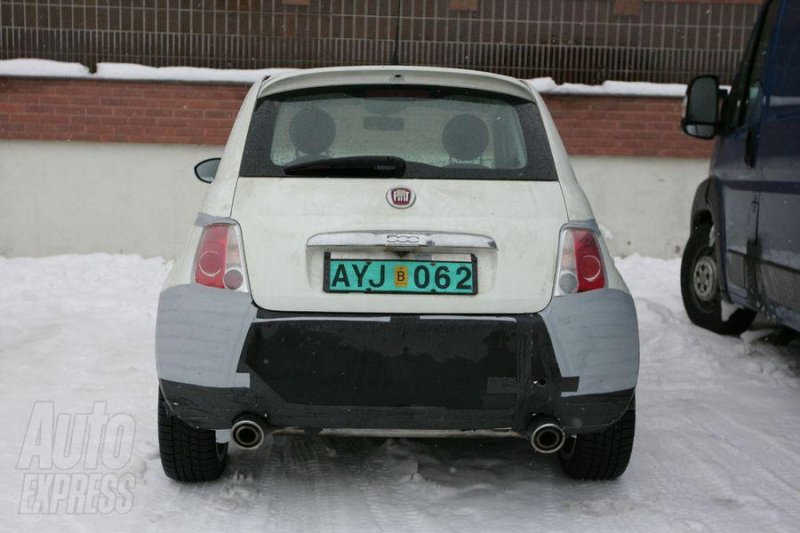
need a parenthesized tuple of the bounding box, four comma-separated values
(390, 0, 403, 65)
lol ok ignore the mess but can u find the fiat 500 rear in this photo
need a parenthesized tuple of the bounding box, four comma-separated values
(155, 66, 639, 483)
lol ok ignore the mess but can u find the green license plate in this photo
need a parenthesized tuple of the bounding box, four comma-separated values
(324, 255, 477, 295)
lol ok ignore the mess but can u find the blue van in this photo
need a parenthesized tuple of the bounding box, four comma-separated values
(681, 0, 799, 334)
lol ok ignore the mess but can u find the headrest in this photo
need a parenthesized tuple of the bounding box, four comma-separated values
(289, 107, 336, 155)
(442, 113, 489, 161)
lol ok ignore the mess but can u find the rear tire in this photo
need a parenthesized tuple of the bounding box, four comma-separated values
(158, 390, 228, 482)
(558, 397, 635, 480)
(680, 222, 756, 335)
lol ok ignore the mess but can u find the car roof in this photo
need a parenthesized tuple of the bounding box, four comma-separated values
(257, 66, 536, 102)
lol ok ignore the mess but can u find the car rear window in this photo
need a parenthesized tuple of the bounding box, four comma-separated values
(240, 85, 558, 181)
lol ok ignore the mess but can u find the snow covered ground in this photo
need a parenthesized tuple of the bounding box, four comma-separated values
(1, 254, 799, 532)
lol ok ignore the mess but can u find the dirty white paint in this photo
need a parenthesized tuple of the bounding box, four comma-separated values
(231, 178, 567, 314)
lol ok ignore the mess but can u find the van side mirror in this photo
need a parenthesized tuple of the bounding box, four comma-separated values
(682, 75, 721, 140)
(194, 158, 221, 183)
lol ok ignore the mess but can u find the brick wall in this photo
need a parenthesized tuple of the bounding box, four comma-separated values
(0, 77, 712, 159)
(544, 95, 711, 158)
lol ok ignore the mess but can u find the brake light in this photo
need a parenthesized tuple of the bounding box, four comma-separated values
(555, 228, 606, 295)
(194, 223, 248, 292)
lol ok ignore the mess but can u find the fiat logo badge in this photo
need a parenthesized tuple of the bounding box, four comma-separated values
(387, 187, 415, 209)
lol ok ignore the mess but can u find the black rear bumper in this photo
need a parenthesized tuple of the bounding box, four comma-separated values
(160, 309, 634, 436)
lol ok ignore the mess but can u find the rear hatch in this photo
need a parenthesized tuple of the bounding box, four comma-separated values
(231, 76, 567, 314)
(232, 177, 566, 314)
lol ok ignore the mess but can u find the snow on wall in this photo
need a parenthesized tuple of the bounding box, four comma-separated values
(1, 58, 688, 97)
(95, 63, 298, 83)
(0, 58, 91, 78)
(528, 77, 688, 98)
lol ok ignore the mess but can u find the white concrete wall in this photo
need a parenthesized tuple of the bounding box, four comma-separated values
(571, 156, 709, 258)
(0, 141, 709, 259)
(0, 141, 214, 259)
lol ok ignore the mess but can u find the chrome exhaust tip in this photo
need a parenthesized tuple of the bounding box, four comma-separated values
(231, 415, 267, 450)
(528, 418, 566, 454)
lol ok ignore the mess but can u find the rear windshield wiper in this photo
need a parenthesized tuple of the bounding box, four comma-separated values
(283, 156, 406, 177)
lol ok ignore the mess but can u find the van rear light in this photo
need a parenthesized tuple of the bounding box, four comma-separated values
(555, 228, 606, 295)
(194, 223, 249, 292)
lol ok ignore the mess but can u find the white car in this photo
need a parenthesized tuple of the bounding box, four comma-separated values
(155, 66, 639, 482)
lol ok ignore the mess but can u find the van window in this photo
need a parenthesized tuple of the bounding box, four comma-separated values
(770, 2, 800, 100)
(240, 85, 558, 181)
(727, 0, 780, 129)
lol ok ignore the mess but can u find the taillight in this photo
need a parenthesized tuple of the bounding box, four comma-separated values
(194, 223, 248, 292)
(555, 228, 606, 295)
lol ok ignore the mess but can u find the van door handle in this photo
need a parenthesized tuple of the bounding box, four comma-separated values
(745, 127, 757, 168)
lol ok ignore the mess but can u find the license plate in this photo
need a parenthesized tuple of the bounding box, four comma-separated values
(324, 254, 477, 295)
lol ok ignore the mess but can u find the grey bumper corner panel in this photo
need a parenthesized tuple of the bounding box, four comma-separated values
(541, 288, 639, 397)
(156, 284, 256, 388)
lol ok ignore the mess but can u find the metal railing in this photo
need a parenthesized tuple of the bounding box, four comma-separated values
(0, 0, 761, 84)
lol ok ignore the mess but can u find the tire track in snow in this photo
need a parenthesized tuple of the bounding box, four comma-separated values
(699, 407, 800, 513)
(228, 436, 440, 533)
(251, 437, 348, 532)
(346, 439, 447, 533)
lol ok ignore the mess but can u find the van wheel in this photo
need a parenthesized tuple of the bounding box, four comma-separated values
(158, 390, 228, 482)
(680, 222, 755, 335)
(558, 397, 635, 481)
